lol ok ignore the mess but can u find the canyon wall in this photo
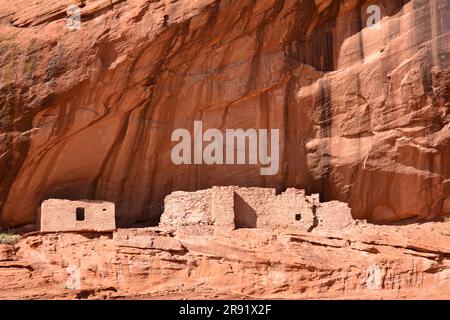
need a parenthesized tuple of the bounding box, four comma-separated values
(0, 0, 449, 227)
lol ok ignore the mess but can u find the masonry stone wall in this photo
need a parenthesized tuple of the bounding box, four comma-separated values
(212, 186, 235, 231)
(315, 201, 354, 231)
(257, 188, 318, 230)
(39, 199, 115, 232)
(160, 186, 354, 232)
(160, 189, 213, 227)
(233, 187, 275, 228)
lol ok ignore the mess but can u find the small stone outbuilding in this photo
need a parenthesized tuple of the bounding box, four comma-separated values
(38, 199, 116, 232)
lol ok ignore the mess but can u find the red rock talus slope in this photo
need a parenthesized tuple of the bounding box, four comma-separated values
(0, 0, 449, 227)
(1, 219, 450, 299)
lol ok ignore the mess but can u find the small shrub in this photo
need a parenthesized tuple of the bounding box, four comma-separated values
(0, 233, 20, 244)
(441, 217, 450, 236)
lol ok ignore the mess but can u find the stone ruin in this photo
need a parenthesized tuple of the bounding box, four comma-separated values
(37, 187, 353, 233)
(38, 199, 116, 232)
(160, 186, 355, 232)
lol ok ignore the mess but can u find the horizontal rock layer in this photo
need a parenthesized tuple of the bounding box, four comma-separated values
(1, 218, 450, 299)
(0, 0, 449, 227)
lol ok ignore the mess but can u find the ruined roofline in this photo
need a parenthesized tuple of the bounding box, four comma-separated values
(160, 186, 354, 232)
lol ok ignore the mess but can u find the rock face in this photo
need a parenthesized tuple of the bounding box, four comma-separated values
(1, 215, 450, 299)
(0, 0, 449, 227)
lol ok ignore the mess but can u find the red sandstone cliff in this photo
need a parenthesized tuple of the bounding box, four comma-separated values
(1, 1, 450, 299)
(0, 0, 449, 228)
(1, 217, 450, 299)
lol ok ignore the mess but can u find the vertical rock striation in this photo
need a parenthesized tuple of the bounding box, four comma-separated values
(0, 0, 449, 227)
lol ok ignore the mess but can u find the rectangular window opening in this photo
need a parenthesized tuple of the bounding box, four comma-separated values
(76, 207, 85, 221)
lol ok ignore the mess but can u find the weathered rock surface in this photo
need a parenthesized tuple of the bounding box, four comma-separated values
(1, 217, 450, 299)
(0, 0, 449, 227)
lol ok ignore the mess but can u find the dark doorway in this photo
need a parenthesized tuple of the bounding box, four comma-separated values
(76, 207, 85, 221)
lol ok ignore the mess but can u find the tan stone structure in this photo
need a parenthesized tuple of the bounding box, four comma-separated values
(38, 199, 116, 232)
(160, 186, 354, 232)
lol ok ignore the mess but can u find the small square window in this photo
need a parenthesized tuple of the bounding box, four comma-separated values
(295, 213, 301, 221)
(76, 207, 85, 221)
